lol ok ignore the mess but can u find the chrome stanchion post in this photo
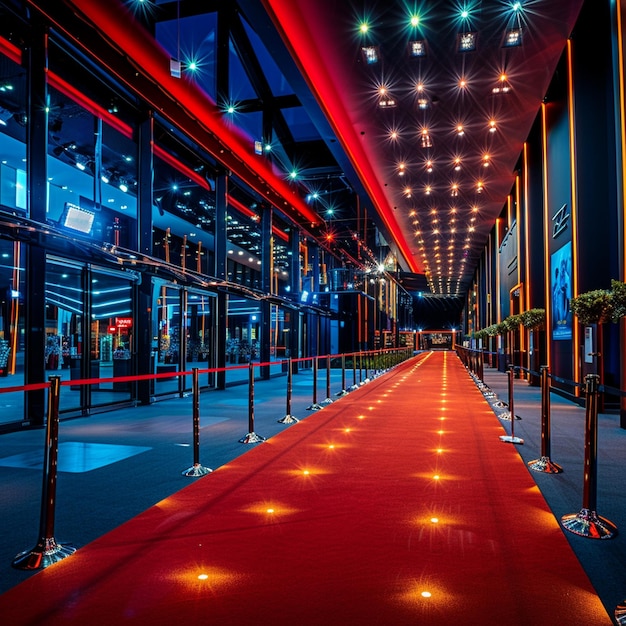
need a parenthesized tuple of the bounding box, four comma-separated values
(336, 354, 348, 396)
(528, 366, 562, 473)
(350, 352, 358, 390)
(561, 374, 616, 538)
(321, 355, 333, 405)
(239, 362, 265, 443)
(307, 356, 322, 410)
(359, 351, 364, 385)
(183, 368, 212, 476)
(278, 358, 298, 424)
(499, 365, 521, 421)
(13, 376, 77, 570)
(499, 367, 524, 444)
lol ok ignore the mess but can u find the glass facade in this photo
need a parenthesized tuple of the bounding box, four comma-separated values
(0, 4, 412, 431)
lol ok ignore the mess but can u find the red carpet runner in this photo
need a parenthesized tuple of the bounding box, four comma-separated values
(0, 352, 611, 625)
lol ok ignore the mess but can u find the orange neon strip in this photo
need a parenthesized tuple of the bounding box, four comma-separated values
(514, 175, 525, 354)
(567, 39, 580, 387)
(541, 103, 551, 368)
(523, 144, 531, 310)
(618, 0, 626, 280)
(495, 218, 501, 324)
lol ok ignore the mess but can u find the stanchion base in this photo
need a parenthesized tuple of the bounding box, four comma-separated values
(494, 401, 509, 408)
(278, 414, 299, 424)
(335, 390, 349, 397)
(527, 456, 563, 474)
(561, 508, 618, 539)
(320, 397, 333, 405)
(615, 600, 626, 625)
(307, 403, 323, 411)
(349, 384, 359, 391)
(499, 435, 524, 445)
(182, 463, 212, 477)
(498, 411, 521, 421)
(239, 432, 266, 444)
(13, 538, 77, 570)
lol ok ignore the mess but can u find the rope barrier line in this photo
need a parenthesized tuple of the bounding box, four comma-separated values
(9, 347, 414, 571)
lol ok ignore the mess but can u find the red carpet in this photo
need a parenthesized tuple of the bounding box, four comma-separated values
(0, 352, 611, 624)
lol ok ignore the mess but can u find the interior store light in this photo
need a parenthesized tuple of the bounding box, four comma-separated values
(0, 107, 13, 125)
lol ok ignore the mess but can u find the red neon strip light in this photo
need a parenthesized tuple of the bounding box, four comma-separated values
(153, 144, 212, 191)
(66, 0, 320, 228)
(0, 35, 21, 64)
(261, 1, 419, 273)
(47, 72, 133, 138)
(227, 194, 289, 241)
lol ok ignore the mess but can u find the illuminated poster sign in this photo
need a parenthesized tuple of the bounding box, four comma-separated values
(551, 241, 572, 340)
(115, 317, 133, 328)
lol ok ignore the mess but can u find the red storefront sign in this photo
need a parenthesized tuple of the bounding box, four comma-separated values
(115, 317, 133, 329)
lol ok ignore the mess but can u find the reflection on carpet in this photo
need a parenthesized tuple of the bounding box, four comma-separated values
(0, 352, 611, 625)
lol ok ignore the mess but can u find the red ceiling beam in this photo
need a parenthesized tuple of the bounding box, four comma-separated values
(227, 195, 289, 242)
(62, 0, 321, 229)
(260, 0, 420, 274)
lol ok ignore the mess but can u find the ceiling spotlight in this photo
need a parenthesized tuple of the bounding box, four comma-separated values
(492, 73, 511, 94)
(488, 119, 497, 133)
(417, 98, 429, 110)
(504, 28, 523, 47)
(378, 86, 396, 108)
(457, 32, 477, 52)
(409, 40, 427, 57)
(425, 159, 433, 173)
(420, 128, 433, 148)
(361, 46, 380, 65)
(456, 124, 464, 136)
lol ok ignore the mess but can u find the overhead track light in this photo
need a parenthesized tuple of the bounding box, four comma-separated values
(457, 32, 477, 52)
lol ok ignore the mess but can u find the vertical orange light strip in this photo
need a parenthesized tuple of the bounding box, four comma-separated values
(523, 143, 531, 309)
(515, 174, 525, 354)
(197, 241, 202, 273)
(541, 102, 552, 368)
(567, 38, 580, 387)
(495, 218, 501, 359)
(487, 235, 492, 324)
(616, 0, 626, 421)
(9, 241, 20, 375)
(617, 0, 626, 280)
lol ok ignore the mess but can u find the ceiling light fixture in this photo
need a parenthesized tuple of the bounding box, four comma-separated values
(361, 46, 380, 64)
(457, 32, 477, 52)
(492, 73, 511, 94)
(409, 40, 427, 57)
(504, 28, 523, 47)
